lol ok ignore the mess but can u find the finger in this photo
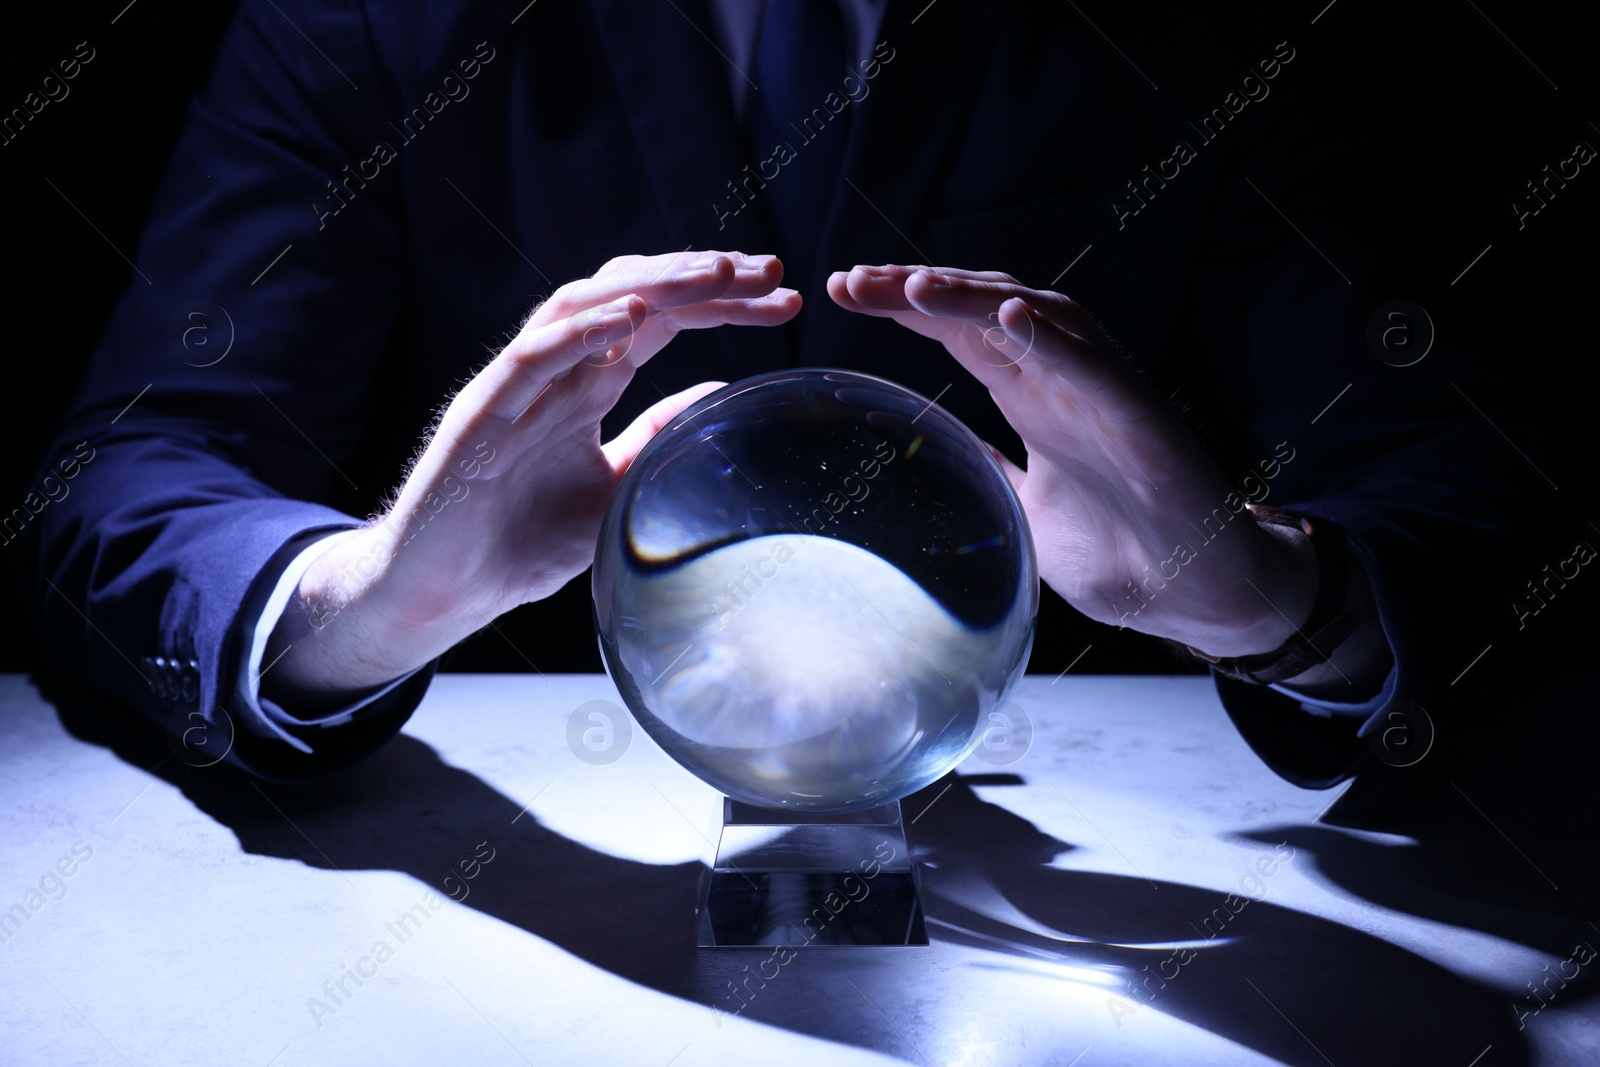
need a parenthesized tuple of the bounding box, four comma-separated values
(601, 381, 727, 476)
(533, 257, 734, 331)
(829, 270, 983, 369)
(576, 289, 803, 375)
(485, 295, 648, 419)
(996, 298, 1150, 422)
(555, 279, 793, 426)
(829, 269, 907, 317)
(903, 271, 1086, 331)
(649, 291, 802, 331)
(507, 278, 797, 416)
(902, 271, 1049, 321)
(839, 266, 920, 312)
(833, 265, 1037, 321)
(912, 277, 1103, 376)
(851, 264, 1021, 285)
(534, 253, 782, 325)
(827, 270, 888, 316)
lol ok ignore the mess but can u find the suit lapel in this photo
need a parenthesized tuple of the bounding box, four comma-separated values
(589, 0, 790, 369)
(801, 0, 1007, 368)
(588, 0, 1006, 372)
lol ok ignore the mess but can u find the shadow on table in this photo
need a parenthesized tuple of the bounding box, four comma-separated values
(1234, 676, 1600, 1019)
(44, 673, 1545, 1067)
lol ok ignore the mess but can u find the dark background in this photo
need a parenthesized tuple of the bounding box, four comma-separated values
(2, 0, 1594, 677)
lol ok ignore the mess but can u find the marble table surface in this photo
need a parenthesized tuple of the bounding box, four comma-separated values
(2, 672, 1595, 1066)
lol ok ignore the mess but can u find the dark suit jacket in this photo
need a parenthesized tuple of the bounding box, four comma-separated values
(26, 0, 1536, 783)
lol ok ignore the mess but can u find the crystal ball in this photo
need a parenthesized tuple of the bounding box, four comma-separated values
(593, 369, 1038, 814)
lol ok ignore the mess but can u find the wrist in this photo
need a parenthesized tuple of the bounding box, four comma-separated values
(1180, 508, 1391, 694)
(264, 523, 459, 706)
(1150, 511, 1319, 659)
(1216, 516, 1320, 657)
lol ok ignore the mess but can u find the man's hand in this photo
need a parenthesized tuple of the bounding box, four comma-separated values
(264, 251, 799, 709)
(830, 264, 1390, 694)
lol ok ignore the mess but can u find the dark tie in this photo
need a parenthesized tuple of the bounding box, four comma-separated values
(744, 0, 851, 310)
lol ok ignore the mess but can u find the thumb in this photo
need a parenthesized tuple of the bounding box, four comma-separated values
(602, 381, 727, 478)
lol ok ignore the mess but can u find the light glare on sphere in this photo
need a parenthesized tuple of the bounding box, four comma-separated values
(593, 369, 1038, 813)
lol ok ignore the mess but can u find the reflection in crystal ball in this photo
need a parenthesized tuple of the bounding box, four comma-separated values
(593, 369, 1038, 813)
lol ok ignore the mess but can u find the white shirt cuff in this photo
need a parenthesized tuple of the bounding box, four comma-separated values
(1270, 661, 1397, 719)
(236, 529, 423, 754)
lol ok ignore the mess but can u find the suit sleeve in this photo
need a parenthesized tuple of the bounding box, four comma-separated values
(1178, 81, 1547, 790)
(27, 0, 431, 779)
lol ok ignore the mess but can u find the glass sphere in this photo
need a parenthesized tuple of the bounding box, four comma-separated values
(593, 369, 1037, 814)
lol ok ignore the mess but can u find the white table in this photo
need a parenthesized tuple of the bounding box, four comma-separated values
(2, 673, 1594, 1066)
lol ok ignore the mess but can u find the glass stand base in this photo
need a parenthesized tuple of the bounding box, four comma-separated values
(697, 798, 928, 947)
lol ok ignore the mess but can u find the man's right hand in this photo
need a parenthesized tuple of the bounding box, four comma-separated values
(262, 250, 798, 711)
